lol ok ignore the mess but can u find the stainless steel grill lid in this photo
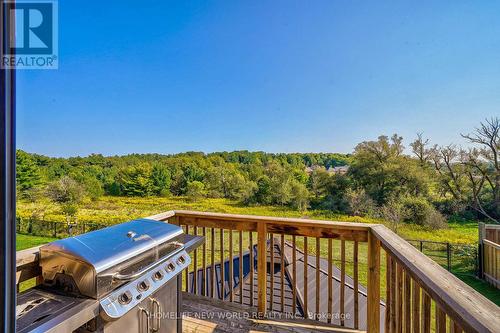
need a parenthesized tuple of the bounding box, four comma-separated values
(40, 219, 185, 299)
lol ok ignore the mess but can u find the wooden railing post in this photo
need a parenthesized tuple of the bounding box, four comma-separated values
(257, 222, 267, 316)
(367, 230, 381, 333)
(478, 222, 485, 278)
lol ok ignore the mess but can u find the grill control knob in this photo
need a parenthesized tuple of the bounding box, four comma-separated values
(137, 280, 150, 292)
(152, 271, 164, 281)
(118, 291, 132, 305)
(166, 263, 175, 272)
(177, 256, 186, 265)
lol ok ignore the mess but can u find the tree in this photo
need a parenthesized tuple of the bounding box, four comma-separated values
(253, 176, 273, 205)
(426, 118, 500, 223)
(307, 168, 330, 200)
(290, 181, 310, 211)
(16, 150, 41, 196)
(186, 181, 206, 201)
(349, 134, 429, 204)
(461, 117, 500, 222)
(321, 174, 351, 211)
(345, 189, 375, 217)
(428, 145, 466, 202)
(204, 161, 248, 199)
(233, 179, 257, 204)
(46, 176, 85, 204)
(117, 163, 154, 196)
(380, 199, 408, 234)
(46, 176, 85, 222)
(70, 166, 104, 200)
(151, 163, 171, 196)
(410, 133, 431, 167)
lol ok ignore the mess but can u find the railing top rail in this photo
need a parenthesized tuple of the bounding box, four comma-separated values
(145, 210, 176, 221)
(16, 246, 41, 267)
(484, 224, 500, 230)
(483, 239, 500, 250)
(371, 225, 499, 333)
(171, 210, 376, 230)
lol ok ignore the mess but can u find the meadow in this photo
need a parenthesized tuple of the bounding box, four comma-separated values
(17, 196, 479, 244)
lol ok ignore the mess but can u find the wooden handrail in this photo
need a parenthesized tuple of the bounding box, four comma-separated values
(372, 224, 500, 333)
(484, 239, 500, 250)
(145, 210, 176, 221)
(15, 211, 500, 333)
(172, 210, 374, 230)
(16, 246, 42, 286)
(172, 210, 372, 241)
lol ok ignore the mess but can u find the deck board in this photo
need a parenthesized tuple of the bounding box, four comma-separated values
(182, 293, 365, 333)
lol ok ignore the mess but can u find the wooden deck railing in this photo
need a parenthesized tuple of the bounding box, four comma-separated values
(16, 211, 500, 333)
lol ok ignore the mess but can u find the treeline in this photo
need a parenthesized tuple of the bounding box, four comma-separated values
(16, 151, 349, 209)
(16, 118, 500, 229)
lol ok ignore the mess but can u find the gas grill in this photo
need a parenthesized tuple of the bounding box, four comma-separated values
(16, 219, 203, 333)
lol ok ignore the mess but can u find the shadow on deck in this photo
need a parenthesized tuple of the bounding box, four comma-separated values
(182, 293, 364, 333)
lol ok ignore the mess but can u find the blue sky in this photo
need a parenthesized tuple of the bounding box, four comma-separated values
(17, 1, 500, 157)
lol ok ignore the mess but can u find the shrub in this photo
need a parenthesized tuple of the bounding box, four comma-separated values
(401, 196, 447, 229)
(380, 199, 408, 233)
(345, 189, 376, 217)
(401, 196, 433, 225)
(46, 176, 85, 204)
(425, 209, 448, 229)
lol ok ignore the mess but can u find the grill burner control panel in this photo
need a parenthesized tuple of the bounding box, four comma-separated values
(100, 250, 191, 321)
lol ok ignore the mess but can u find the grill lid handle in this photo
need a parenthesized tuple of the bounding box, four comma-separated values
(111, 242, 184, 281)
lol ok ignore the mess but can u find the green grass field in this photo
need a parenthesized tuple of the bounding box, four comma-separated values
(17, 196, 479, 243)
(16, 234, 56, 251)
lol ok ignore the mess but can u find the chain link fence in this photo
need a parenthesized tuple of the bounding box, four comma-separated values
(16, 217, 107, 239)
(406, 239, 478, 276)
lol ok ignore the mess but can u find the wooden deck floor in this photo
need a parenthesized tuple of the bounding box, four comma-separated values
(182, 293, 364, 333)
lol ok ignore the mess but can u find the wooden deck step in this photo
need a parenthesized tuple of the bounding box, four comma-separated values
(182, 293, 365, 333)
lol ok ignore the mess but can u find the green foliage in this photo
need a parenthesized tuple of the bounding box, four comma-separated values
(151, 163, 171, 196)
(46, 176, 85, 204)
(308, 168, 330, 200)
(70, 167, 104, 200)
(16, 150, 41, 196)
(46, 176, 85, 221)
(323, 174, 351, 211)
(290, 181, 310, 211)
(400, 196, 447, 229)
(186, 181, 206, 201)
(401, 196, 434, 225)
(118, 163, 154, 196)
(380, 198, 408, 233)
(61, 203, 79, 218)
(349, 135, 429, 205)
(345, 189, 375, 217)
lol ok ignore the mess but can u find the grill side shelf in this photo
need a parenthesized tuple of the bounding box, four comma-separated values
(183, 234, 205, 253)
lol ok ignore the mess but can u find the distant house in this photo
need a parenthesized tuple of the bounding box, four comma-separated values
(306, 165, 349, 175)
(328, 165, 349, 175)
(187, 238, 385, 331)
(304, 165, 323, 174)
